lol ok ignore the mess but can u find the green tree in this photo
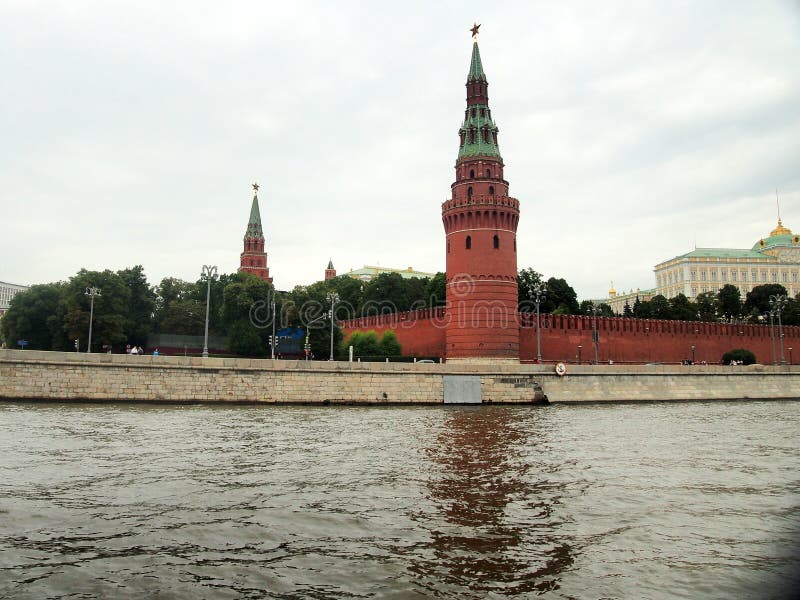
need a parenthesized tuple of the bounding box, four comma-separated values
(669, 293, 697, 321)
(721, 348, 756, 365)
(425, 272, 447, 308)
(347, 330, 381, 358)
(544, 277, 579, 314)
(221, 272, 275, 356)
(117, 265, 156, 346)
(744, 284, 788, 318)
(649, 295, 671, 319)
(362, 273, 410, 314)
(782, 294, 800, 327)
(517, 268, 544, 312)
(633, 296, 653, 319)
(378, 330, 402, 356)
(62, 270, 130, 351)
(717, 284, 742, 321)
(623, 300, 633, 318)
(1, 283, 68, 350)
(695, 292, 718, 322)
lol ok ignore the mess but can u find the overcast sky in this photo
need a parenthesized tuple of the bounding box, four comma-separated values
(2, 1, 799, 299)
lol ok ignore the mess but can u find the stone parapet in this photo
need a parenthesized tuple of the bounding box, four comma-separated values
(1, 350, 798, 404)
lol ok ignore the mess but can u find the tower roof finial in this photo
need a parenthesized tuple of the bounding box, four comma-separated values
(252, 182, 259, 195)
(470, 22, 481, 40)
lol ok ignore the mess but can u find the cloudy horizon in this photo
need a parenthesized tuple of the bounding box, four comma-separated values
(2, 1, 799, 299)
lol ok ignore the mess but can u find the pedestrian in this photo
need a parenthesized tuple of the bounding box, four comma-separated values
(126, 344, 132, 354)
(153, 348, 159, 356)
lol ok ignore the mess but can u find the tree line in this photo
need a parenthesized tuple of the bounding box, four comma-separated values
(4, 265, 798, 357)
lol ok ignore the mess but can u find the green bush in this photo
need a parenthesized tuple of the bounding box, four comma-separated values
(721, 348, 756, 365)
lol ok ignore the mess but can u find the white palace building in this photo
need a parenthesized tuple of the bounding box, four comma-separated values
(608, 218, 800, 313)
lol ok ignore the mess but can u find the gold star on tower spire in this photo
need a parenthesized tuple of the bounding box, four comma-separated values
(252, 182, 259, 194)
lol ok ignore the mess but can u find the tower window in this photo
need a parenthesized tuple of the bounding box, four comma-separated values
(489, 185, 494, 195)
(469, 169, 475, 179)
(486, 169, 491, 178)
(466, 235, 471, 250)
(493, 235, 499, 249)
(514, 239, 516, 252)
(467, 186, 473, 199)
(447, 240, 450, 253)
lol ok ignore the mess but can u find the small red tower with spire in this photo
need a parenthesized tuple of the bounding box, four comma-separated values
(442, 25, 520, 362)
(325, 258, 336, 280)
(239, 182, 272, 282)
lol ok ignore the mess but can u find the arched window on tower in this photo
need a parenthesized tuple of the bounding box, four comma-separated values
(466, 235, 471, 250)
(489, 185, 495, 195)
(493, 235, 499, 249)
(467, 186, 473, 199)
(469, 169, 475, 179)
(447, 240, 451, 254)
(486, 169, 491, 178)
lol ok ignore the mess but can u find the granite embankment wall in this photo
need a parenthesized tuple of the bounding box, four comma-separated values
(1, 350, 799, 404)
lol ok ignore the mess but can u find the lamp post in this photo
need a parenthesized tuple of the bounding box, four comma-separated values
(326, 292, 339, 361)
(529, 281, 546, 363)
(591, 303, 601, 365)
(789, 347, 793, 366)
(769, 294, 787, 365)
(271, 300, 277, 359)
(85, 287, 101, 353)
(690, 345, 695, 364)
(577, 344, 582, 365)
(201, 265, 218, 358)
(766, 310, 776, 365)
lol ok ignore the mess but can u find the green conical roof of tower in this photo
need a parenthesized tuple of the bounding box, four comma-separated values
(468, 40, 486, 82)
(245, 193, 264, 240)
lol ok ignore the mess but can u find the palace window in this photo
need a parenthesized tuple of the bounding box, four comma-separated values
(711, 271, 717, 282)
(742, 271, 747, 281)
(772, 271, 778, 282)
(701, 272, 706, 281)
(493, 235, 499, 249)
(793, 272, 798, 283)
(721, 271, 727, 281)
(466, 235, 471, 250)
(761, 271, 767, 282)
(731, 271, 737, 281)
(690, 271, 696, 281)
(782, 272, 788, 282)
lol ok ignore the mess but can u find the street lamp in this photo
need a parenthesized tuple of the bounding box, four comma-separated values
(201, 265, 218, 358)
(326, 292, 339, 361)
(85, 287, 101, 353)
(590, 303, 601, 365)
(577, 344, 582, 365)
(690, 345, 695, 364)
(789, 347, 793, 366)
(529, 281, 546, 363)
(271, 299, 277, 359)
(769, 294, 788, 365)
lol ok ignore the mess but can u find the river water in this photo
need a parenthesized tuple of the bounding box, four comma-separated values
(0, 400, 798, 599)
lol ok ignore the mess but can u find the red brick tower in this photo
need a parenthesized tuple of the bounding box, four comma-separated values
(239, 183, 272, 282)
(325, 258, 336, 280)
(442, 27, 520, 362)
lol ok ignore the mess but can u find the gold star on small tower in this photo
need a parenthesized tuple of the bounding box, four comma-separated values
(470, 22, 481, 39)
(252, 182, 259, 194)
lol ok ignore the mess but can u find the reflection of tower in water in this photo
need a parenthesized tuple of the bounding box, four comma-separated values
(409, 407, 574, 596)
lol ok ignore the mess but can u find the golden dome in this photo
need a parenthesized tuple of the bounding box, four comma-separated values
(608, 281, 617, 296)
(770, 218, 792, 237)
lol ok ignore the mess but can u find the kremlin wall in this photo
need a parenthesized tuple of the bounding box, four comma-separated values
(340, 308, 800, 365)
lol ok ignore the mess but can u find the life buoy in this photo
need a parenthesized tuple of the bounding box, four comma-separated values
(555, 362, 567, 377)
